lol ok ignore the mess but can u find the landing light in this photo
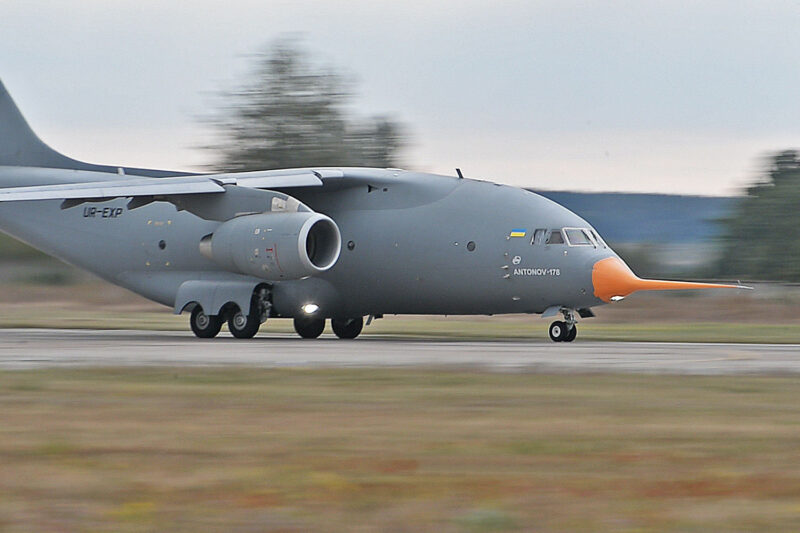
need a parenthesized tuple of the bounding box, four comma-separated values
(302, 303, 319, 314)
(610, 296, 625, 302)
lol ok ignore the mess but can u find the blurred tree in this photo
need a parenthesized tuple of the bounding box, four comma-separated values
(715, 150, 800, 281)
(207, 38, 405, 171)
(611, 243, 663, 279)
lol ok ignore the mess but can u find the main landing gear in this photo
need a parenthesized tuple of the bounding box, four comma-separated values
(293, 316, 326, 339)
(548, 308, 577, 343)
(187, 291, 367, 340)
(227, 308, 261, 339)
(190, 307, 223, 338)
(189, 286, 270, 339)
(331, 317, 364, 339)
(292, 316, 365, 339)
(189, 305, 262, 339)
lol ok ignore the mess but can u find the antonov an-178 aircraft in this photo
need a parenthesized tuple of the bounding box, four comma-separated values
(0, 81, 746, 341)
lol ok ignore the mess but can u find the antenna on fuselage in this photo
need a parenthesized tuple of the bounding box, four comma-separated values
(456, 168, 464, 179)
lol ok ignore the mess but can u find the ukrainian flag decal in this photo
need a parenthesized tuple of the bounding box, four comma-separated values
(509, 229, 527, 238)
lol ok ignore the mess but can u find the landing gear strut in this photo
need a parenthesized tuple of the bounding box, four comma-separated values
(190, 306, 223, 338)
(549, 308, 577, 343)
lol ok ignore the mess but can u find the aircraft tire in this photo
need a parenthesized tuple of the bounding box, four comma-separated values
(227, 308, 261, 339)
(331, 317, 364, 339)
(548, 321, 570, 342)
(190, 307, 223, 339)
(564, 324, 577, 342)
(293, 317, 325, 339)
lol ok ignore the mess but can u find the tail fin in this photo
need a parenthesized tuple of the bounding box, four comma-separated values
(0, 79, 183, 177)
(0, 79, 93, 169)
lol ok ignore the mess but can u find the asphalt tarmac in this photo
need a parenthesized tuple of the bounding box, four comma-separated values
(1, 329, 799, 374)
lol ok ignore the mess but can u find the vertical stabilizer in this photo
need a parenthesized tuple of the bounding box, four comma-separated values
(0, 79, 184, 177)
(0, 79, 91, 169)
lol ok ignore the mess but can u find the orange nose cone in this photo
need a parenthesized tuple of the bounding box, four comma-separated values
(592, 257, 744, 303)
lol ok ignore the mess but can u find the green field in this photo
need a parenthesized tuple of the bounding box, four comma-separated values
(2, 369, 800, 532)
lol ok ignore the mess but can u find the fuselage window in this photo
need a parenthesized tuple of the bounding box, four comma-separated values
(546, 229, 565, 245)
(565, 228, 592, 246)
(531, 228, 547, 245)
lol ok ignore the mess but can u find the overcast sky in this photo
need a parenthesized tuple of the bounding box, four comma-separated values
(2, 1, 800, 195)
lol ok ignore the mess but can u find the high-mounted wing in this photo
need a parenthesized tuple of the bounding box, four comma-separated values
(0, 175, 225, 201)
(0, 168, 339, 202)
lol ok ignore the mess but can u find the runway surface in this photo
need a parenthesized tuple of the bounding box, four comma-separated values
(1, 329, 800, 374)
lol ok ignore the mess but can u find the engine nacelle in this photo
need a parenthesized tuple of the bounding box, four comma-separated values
(199, 212, 341, 280)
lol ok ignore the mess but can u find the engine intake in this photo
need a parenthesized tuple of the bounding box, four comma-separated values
(199, 212, 341, 280)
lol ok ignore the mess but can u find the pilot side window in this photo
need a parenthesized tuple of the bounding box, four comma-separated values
(590, 229, 607, 248)
(531, 228, 547, 245)
(546, 229, 565, 244)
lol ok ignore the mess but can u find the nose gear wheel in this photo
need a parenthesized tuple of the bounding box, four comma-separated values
(549, 319, 577, 343)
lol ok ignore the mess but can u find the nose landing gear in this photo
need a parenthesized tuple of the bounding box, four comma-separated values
(549, 321, 577, 342)
(548, 308, 577, 342)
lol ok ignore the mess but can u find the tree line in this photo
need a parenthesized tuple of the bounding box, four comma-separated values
(714, 150, 800, 282)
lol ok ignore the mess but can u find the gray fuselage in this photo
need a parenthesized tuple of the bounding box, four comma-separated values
(0, 166, 617, 319)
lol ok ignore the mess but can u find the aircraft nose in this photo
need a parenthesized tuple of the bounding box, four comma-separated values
(591, 256, 644, 302)
(591, 256, 746, 303)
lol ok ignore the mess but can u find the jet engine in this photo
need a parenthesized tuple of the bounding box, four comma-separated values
(199, 212, 341, 280)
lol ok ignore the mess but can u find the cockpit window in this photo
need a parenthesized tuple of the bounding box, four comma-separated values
(590, 229, 607, 248)
(531, 228, 547, 245)
(564, 228, 593, 246)
(540, 227, 605, 246)
(546, 229, 565, 244)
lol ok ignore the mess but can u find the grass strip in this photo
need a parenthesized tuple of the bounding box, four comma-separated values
(1, 369, 800, 531)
